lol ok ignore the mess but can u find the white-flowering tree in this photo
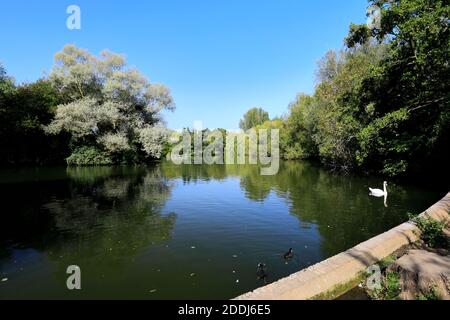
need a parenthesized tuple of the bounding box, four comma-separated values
(45, 44, 174, 164)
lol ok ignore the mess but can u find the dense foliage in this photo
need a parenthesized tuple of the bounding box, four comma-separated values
(239, 107, 270, 131)
(409, 214, 447, 248)
(45, 45, 174, 165)
(274, 0, 449, 178)
(1, 0, 448, 176)
(0, 66, 69, 165)
(0, 45, 175, 165)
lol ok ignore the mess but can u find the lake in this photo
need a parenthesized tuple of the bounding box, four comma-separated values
(0, 161, 445, 299)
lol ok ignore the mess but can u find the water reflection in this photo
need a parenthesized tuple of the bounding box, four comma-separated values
(0, 162, 444, 299)
(47, 168, 175, 270)
(0, 166, 176, 298)
(159, 161, 442, 257)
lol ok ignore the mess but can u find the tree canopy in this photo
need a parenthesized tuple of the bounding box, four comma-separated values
(0, 64, 69, 165)
(1, 0, 448, 179)
(239, 107, 270, 131)
(248, 0, 449, 179)
(0, 46, 175, 166)
(44, 45, 175, 164)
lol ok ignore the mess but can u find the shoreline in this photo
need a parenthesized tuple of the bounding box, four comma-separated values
(235, 192, 450, 300)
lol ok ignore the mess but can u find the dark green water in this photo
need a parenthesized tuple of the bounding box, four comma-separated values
(0, 161, 445, 299)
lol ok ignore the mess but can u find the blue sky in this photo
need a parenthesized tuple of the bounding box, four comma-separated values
(0, 0, 368, 129)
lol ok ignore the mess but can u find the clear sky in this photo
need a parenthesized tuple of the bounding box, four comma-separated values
(0, 0, 368, 129)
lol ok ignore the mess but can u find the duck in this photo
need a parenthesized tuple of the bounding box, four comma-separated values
(256, 263, 267, 280)
(369, 181, 388, 197)
(283, 248, 294, 259)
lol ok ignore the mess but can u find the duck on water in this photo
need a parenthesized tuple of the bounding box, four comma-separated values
(256, 263, 268, 283)
(283, 248, 294, 260)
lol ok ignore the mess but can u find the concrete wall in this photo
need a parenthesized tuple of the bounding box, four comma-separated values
(235, 192, 450, 300)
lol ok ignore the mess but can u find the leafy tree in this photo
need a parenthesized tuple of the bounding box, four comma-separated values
(281, 94, 318, 160)
(314, 45, 387, 171)
(0, 64, 69, 165)
(254, 118, 283, 132)
(239, 107, 269, 131)
(347, 0, 450, 177)
(282, 0, 449, 178)
(45, 45, 175, 164)
(282, 44, 386, 170)
(253, 118, 283, 158)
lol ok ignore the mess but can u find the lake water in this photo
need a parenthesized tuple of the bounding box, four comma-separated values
(0, 161, 445, 299)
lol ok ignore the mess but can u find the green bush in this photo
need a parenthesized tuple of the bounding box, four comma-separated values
(417, 286, 439, 300)
(66, 146, 114, 166)
(383, 271, 401, 300)
(410, 214, 447, 248)
(367, 271, 401, 300)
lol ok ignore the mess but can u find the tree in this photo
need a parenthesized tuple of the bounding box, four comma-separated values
(346, 0, 450, 177)
(45, 45, 175, 164)
(239, 107, 269, 131)
(282, 44, 386, 169)
(0, 63, 15, 111)
(280, 0, 448, 179)
(281, 94, 318, 160)
(0, 64, 68, 165)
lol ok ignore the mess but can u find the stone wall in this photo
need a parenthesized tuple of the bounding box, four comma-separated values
(235, 192, 450, 300)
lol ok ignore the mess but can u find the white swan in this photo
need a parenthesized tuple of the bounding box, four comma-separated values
(369, 181, 388, 197)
